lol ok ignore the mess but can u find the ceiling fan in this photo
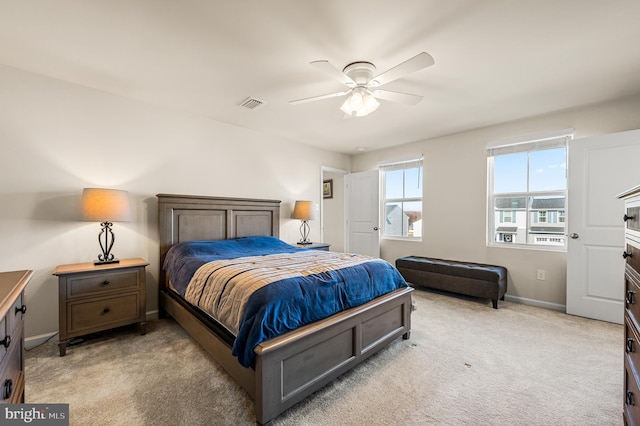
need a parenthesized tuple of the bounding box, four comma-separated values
(290, 52, 434, 118)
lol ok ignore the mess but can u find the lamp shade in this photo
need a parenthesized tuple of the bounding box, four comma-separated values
(81, 188, 133, 222)
(291, 200, 314, 220)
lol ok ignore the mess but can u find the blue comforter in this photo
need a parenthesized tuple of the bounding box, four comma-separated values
(163, 236, 407, 367)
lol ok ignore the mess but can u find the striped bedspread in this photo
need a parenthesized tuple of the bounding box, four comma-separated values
(184, 250, 377, 335)
(164, 236, 408, 367)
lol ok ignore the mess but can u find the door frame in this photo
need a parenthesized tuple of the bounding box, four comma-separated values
(320, 166, 349, 249)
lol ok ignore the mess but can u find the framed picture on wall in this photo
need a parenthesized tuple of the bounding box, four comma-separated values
(323, 179, 333, 199)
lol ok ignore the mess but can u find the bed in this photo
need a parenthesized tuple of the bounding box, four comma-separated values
(157, 194, 414, 425)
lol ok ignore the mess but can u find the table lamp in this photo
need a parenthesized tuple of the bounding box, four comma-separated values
(81, 188, 133, 264)
(291, 200, 314, 245)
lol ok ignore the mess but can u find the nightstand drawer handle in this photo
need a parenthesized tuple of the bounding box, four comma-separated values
(3, 379, 12, 400)
(0, 335, 11, 349)
(102, 307, 110, 314)
(628, 338, 635, 353)
(101, 280, 110, 286)
(15, 305, 26, 315)
(628, 390, 635, 406)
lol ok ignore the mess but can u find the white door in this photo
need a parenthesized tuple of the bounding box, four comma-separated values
(346, 170, 380, 257)
(567, 129, 640, 323)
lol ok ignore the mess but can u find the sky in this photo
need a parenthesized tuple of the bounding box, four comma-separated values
(494, 147, 567, 193)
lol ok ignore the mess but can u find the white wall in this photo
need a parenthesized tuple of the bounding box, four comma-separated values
(0, 65, 351, 341)
(352, 95, 640, 309)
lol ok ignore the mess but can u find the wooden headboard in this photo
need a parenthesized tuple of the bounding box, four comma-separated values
(157, 194, 281, 287)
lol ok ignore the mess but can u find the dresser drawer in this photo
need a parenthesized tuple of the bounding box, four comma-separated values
(0, 316, 6, 362)
(67, 269, 140, 299)
(8, 293, 25, 336)
(0, 301, 23, 367)
(626, 356, 640, 423)
(626, 267, 640, 326)
(626, 244, 640, 274)
(627, 315, 640, 375)
(68, 293, 140, 334)
(0, 322, 23, 404)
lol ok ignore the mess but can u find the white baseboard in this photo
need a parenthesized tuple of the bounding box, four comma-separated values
(25, 332, 58, 351)
(504, 294, 566, 313)
(146, 309, 159, 320)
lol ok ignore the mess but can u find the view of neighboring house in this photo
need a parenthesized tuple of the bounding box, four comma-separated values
(385, 204, 422, 237)
(495, 196, 565, 246)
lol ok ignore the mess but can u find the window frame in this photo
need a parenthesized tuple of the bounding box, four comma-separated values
(487, 130, 572, 251)
(380, 157, 424, 241)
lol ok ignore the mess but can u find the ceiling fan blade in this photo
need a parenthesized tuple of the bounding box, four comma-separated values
(310, 60, 357, 88)
(369, 52, 434, 87)
(372, 89, 423, 105)
(289, 90, 350, 105)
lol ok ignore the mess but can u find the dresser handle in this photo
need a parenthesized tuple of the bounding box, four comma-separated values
(101, 280, 110, 286)
(3, 379, 12, 400)
(628, 390, 635, 406)
(15, 305, 26, 315)
(624, 251, 633, 259)
(627, 290, 636, 305)
(0, 336, 10, 349)
(625, 214, 635, 222)
(628, 338, 635, 353)
(102, 307, 110, 314)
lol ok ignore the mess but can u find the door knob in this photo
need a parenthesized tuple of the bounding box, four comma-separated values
(373, 227, 379, 231)
(569, 233, 579, 239)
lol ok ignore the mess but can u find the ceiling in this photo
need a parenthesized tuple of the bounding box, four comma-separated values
(1, 1, 639, 154)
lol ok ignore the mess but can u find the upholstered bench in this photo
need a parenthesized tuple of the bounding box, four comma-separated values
(395, 256, 507, 309)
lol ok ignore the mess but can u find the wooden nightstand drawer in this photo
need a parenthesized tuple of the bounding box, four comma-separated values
(67, 269, 140, 298)
(68, 293, 140, 334)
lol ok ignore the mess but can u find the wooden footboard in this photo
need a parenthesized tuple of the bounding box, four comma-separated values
(161, 286, 413, 425)
(254, 286, 413, 424)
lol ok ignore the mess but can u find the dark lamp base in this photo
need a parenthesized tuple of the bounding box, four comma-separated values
(94, 259, 120, 265)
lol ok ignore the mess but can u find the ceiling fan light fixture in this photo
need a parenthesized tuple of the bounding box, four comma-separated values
(340, 87, 380, 117)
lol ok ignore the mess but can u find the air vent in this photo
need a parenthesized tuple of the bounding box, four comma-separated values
(239, 97, 266, 110)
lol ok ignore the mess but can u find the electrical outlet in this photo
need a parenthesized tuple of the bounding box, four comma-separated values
(536, 269, 546, 281)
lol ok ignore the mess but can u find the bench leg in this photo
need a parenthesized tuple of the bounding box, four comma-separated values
(492, 299, 498, 309)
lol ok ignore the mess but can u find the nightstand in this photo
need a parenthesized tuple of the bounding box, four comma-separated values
(298, 242, 331, 251)
(53, 258, 148, 356)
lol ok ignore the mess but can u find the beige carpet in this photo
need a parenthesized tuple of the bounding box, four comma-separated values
(25, 289, 623, 426)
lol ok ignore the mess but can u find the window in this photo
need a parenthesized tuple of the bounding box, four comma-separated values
(487, 131, 571, 249)
(380, 158, 423, 239)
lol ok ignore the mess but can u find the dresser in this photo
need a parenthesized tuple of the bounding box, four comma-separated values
(619, 186, 640, 425)
(53, 258, 148, 356)
(0, 270, 31, 404)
